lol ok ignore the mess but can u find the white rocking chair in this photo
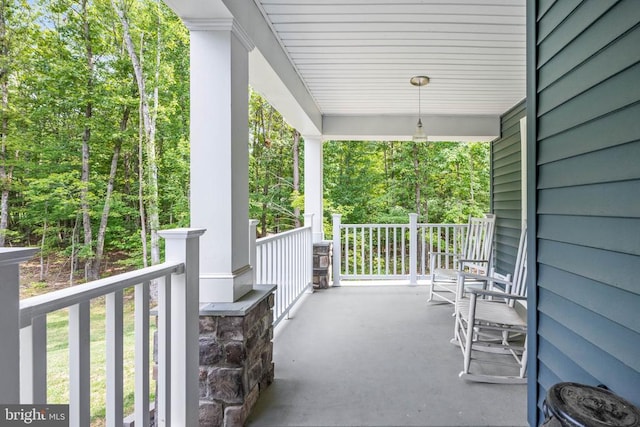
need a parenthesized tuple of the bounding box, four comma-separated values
(428, 214, 496, 305)
(454, 226, 528, 384)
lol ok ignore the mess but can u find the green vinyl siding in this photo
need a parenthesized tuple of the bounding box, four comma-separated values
(530, 0, 640, 423)
(491, 100, 525, 275)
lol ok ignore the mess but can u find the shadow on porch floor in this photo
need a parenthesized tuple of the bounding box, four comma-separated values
(247, 285, 527, 427)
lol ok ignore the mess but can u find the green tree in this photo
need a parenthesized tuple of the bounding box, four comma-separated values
(249, 89, 301, 236)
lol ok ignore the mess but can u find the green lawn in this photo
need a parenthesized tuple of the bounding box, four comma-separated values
(45, 292, 156, 426)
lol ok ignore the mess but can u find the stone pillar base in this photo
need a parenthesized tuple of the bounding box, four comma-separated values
(197, 285, 276, 426)
(313, 242, 332, 289)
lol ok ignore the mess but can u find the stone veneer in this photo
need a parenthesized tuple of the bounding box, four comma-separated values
(197, 285, 276, 426)
(312, 242, 331, 289)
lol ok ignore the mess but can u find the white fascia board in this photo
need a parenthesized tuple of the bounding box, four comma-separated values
(322, 114, 500, 142)
(164, 0, 322, 136)
(223, 0, 322, 136)
(163, 0, 232, 20)
(249, 49, 322, 137)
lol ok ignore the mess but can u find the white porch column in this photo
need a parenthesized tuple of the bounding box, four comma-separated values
(187, 19, 255, 302)
(304, 135, 324, 243)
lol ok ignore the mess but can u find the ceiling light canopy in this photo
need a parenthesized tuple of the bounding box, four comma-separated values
(410, 76, 430, 142)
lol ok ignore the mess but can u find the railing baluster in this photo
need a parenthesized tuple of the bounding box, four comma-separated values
(350, 226, 354, 275)
(385, 226, 389, 276)
(401, 225, 406, 276)
(134, 280, 150, 427)
(156, 275, 171, 427)
(344, 226, 349, 276)
(360, 226, 365, 275)
(286, 236, 291, 317)
(368, 227, 373, 276)
(376, 227, 380, 275)
(393, 227, 398, 275)
(106, 290, 124, 427)
(437, 226, 443, 269)
(420, 226, 426, 276)
(19, 314, 47, 404)
(69, 302, 91, 427)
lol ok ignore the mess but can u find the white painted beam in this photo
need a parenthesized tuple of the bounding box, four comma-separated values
(163, 0, 322, 137)
(225, 0, 322, 136)
(250, 49, 321, 136)
(322, 114, 500, 142)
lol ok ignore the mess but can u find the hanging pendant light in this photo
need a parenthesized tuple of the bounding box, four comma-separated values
(410, 75, 429, 142)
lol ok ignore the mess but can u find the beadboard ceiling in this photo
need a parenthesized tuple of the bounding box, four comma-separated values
(254, 0, 526, 117)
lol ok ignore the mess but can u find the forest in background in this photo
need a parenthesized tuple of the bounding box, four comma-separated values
(4, 0, 490, 285)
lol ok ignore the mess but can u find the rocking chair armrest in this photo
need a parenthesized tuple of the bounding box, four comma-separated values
(458, 271, 512, 286)
(457, 271, 492, 282)
(467, 288, 526, 300)
(457, 258, 489, 264)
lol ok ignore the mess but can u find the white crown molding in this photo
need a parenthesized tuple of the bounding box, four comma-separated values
(182, 18, 255, 51)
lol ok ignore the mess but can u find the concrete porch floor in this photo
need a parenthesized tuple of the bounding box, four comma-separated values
(247, 285, 527, 427)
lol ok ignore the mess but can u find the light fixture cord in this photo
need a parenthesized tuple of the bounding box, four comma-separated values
(418, 83, 422, 120)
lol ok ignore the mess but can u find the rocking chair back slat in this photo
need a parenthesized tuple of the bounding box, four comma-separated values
(462, 214, 496, 268)
(508, 227, 528, 307)
(428, 214, 496, 305)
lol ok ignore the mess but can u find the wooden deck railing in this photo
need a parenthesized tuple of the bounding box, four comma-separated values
(254, 215, 313, 326)
(2, 228, 204, 427)
(332, 214, 467, 285)
(0, 214, 471, 426)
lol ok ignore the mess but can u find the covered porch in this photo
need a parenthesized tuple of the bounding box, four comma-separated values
(3, 0, 639, 426)
(248, 285, 527, 427)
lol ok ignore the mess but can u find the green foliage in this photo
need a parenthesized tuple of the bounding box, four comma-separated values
(323, 140, 490, 226)
(2, 0, 490, 276)
(249, 89, 303, 235)
(3, 0, 190, 270)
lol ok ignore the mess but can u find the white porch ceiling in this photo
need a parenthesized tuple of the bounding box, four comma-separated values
(256, 0, 526, 117)
(165, 0, 527, 141)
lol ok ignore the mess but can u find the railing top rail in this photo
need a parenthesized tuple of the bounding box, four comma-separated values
(340, 223, 408, 228)
(256, 225, 311, 245)
(418, 223, 467, 227)
(339, 222, 467, 227)
(19, 261, 183, 327)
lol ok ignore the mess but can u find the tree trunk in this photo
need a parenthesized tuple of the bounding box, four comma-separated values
(112, 0, 161, 274)
(469, 148, 475, 203)
(70, 214, 81, 286)
(138, 98, 148, 267)
(148, 11, 161, 268)
(90, 107, 128, 278)
(0, 1, 11, 247)
(292, 130, 300, 227)
(40, 212, 48, 282)
(80, 0, 95, 281)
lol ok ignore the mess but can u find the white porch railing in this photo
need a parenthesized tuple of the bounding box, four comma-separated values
(1, 228, 204, 427)
(254, 215, 313, 326)
(332, 213, 467, 285)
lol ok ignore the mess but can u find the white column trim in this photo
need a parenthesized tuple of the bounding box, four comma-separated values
(520, 117, 527, 228)
(304, 135, 325, 243)
(189, 25, 253, 302)
(182, 18, 255, 51)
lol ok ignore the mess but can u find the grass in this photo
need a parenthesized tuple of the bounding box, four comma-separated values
(45, 291, 156, 426)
